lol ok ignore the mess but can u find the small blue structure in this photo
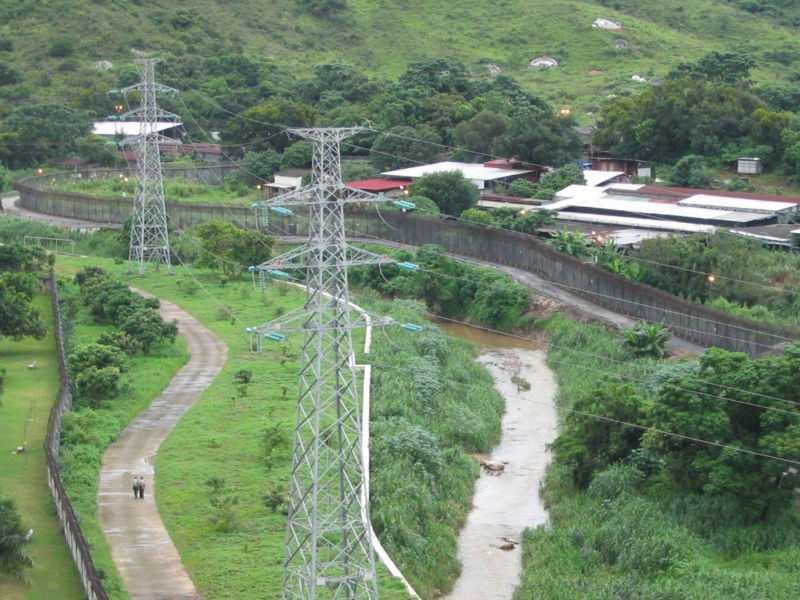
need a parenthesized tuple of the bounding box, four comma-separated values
(266, 332, 287, 342)
(401, 323, 424, 332)
(397, 262, 420, 271)
(393, 200, 416, 212)
(268, 269, 291, 279)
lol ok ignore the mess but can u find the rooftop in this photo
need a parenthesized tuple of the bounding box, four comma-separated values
(92, 121, 182, 137)
(346, 178, 411, 192)
(382, 161, 534, 182)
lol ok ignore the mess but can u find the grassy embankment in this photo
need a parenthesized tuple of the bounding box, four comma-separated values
(56, 253, 505, 600)
(513, 314, 800, 600)
(47, 177, 259, 207)
(0, 294, 84, 600)
(52, 259, 191, 599)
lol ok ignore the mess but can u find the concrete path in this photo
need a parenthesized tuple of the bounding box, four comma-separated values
(97, 293, 227, 600)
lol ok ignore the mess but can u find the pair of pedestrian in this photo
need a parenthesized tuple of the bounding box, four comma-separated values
(132, 475, 146, 499)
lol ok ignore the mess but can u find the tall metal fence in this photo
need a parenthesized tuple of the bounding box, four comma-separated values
(18, 172, 799, 357)
(44, 274, 110, 600)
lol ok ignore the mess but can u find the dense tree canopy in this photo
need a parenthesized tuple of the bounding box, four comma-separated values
(410, 171, 478, 216)
(0, 104, 91, 168)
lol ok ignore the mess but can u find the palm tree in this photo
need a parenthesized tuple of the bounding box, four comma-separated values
(0, 496, 34, 581)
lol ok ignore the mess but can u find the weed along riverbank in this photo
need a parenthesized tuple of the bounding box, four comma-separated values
(435, 322, 558, 600)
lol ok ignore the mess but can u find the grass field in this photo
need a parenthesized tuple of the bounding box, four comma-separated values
(0, 294, 85, 600)
(55, 255, 413, 600)
(48, 263, 192, 600)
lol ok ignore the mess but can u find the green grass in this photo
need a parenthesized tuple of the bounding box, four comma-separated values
(1, 1, 799, 121)
(48, 177, 260, 207)
(55, 254, 413, 600)
(49, 267, 191, 600)
(0, 295, 84, 600)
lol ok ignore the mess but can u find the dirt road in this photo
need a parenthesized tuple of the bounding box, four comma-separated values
(97, 294, 227, 600)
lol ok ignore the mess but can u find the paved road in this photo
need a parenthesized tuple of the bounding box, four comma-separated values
(97, 293, 227, 600)
(1, 194, 120, 230)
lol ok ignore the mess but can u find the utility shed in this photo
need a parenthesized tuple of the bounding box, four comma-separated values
(382, 161, 534, 191)
(737, 157, 763, 175)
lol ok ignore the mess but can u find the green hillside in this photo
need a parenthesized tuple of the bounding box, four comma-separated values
(1, 0, 799, 118)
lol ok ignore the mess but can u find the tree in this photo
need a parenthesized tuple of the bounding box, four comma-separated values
(621, 321, 672, 358)
(119, 308, 178, 355)
(460, 208, 493, 226)
(453, 110, 509, 157)
(495, 107, 582, 167)
(69, 343, 128, 374)
(369, 125, 441, 171)
(644, 345, 800, 521)
(507, 178, 538, 198)
(669, 155, 714, 188)
(194, 220, 276, 278)
(0, 272, 46, 341)
(280, 141, 313, 169)
(410, 171, 478, 216)
(0, 164, 8, 192)
(539, 164, 585, 192)
(243, 149, 281, 182)
(0, 104, 91, 168)
(0, 244, 47, 272)
(671, 51, 756, 86)
(0, 494, 34, 580)
(297, 0, 348, 18)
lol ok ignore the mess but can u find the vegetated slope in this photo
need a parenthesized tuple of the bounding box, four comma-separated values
(0, 0, 798, 117)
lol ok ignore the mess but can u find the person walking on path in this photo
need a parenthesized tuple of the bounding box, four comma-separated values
(137, 477, 145, 499)
(132, 476, 140, 499)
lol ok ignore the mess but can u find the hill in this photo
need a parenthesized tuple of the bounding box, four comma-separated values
(1, 0, 799, 120)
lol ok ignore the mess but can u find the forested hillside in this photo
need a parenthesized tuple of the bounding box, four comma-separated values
(1, 0, 799, 116)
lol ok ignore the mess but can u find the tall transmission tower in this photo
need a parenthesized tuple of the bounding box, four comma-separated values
(112, 58, 178, 276)
(252, 128, 396, 600)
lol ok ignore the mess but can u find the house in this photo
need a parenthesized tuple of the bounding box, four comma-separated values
(161, 142, 223, 164)
(345, 179, 411, 198)
(381, 160, 536, 194)
(589, 153, 653, 178)
(265, 169, 309, 198)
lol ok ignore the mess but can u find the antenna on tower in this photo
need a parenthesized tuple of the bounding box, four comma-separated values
(250, 127, 403, 600)
(110, 58, 178, 277)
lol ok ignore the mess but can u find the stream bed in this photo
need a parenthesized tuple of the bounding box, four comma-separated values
(438, 345, 558, 600)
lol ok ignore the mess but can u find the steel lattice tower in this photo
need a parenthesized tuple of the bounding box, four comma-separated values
(252, 128, 395, 600)
(116, 58, 178, 276)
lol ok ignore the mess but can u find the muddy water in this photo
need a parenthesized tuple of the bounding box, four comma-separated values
(438, 343, 559, 600)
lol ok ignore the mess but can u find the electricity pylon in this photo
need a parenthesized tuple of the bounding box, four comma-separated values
(113, 58, 178, 276)
(252, 128, 395, 600)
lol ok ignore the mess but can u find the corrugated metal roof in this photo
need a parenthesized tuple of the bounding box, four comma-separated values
(92, 121, 181, 136)
(679, 194, 799, 213)
(544, 197, 769, 224)
(555, 212, 716, 233)
(620, 184, 800, 204)
(382, 161, 533, 181)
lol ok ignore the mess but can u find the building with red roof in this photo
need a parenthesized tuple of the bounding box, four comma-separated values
(346, 178, 411, 197)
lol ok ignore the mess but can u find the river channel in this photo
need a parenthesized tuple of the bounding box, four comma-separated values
(434, 320, 559, 600)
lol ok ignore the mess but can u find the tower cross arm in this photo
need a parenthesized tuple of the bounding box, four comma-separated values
(257, 244, 395, 271)
(117, 82, 180, 95)
(258, 184, 391, 208)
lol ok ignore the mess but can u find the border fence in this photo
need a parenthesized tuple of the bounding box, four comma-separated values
(18, 170, 800, 357)
(44, 274, 110, 600)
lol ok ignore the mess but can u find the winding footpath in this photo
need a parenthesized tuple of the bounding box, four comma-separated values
(97, 293, 227, 600)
